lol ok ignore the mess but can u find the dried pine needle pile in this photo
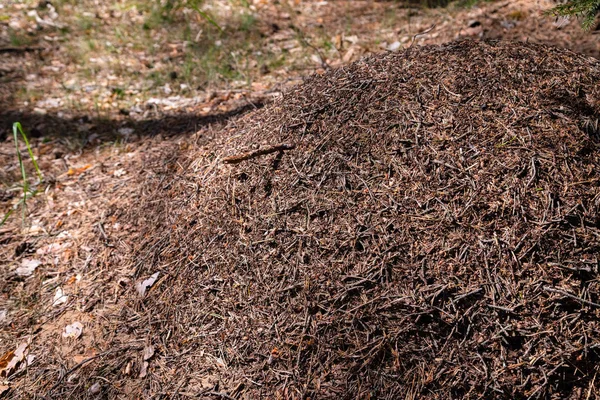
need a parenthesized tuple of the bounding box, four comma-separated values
(36, 40, 600, 398)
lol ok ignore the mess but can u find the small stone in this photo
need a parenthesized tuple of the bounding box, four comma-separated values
(118, 127, 134, 136)
(501, 20, 515, 30)
(89, 383, 101, 395)
(387, 41, 402, 52)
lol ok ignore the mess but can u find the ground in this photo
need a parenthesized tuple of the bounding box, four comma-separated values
(0, 0, 599, 398)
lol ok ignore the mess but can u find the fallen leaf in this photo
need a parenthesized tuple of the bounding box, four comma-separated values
(200, 376, 216, 389)
(139, 361, 149, 378)
(135, 272, 159, 297)
(15, 259, 42, 276)
(0, 350, 14, 372)
(124, 360, 132, 375)
(0, 309, 6, 323)
(113, 168, 127, 177)
(0, 385, 9, 395)
(142, 345, 155, 361)
(22, 224, 43, 235)
(344, 35, 359, 44)
(0, 342, 28, 377)
(310, 54, 322, 65)
(67, 164, 92, 176)
(56, 231, 72, 239)
(37, 242, 71, 256)
(53, 287, 68, 306)
(63, 322, 84, 339)
(342, 47, 355, 63)
(26, 354, 35, 366)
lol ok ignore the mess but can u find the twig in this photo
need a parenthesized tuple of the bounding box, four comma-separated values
(487, 304, 517, 313)
(452, 287, 483, 303)
(96, 222, 109, 240)
(291, 26, 331, 70)
(526, 157, 537, 188)
(205, 391, 236, 400)
(223, 144, 295, 164)
(543, 286, 600, 308)
(410, 24, 436, 48)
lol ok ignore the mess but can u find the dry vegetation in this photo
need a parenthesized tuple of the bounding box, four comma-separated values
(1, 1, 600, 399)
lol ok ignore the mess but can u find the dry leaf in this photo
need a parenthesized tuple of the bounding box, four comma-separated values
(139, 361, 149, 378)
(0, 350, 14, 372)
(344, 35, 359, 44)
(15, 259, 42, 276)
(22, 224, 43, 235)
(135, 272, 159, 297)
(310, 54, 322, 66)
(63, 322, 84, 339)
(342, 47, 355, 63)
(53, 287, 68, 306)
(142, 345, 155, 361)
(0, 342, 28, 377)
(37, 242, 71, 256)
(26, 354, 35, 366)
(0, 385, 9, 396)
(124, 360, 132, 375)
(113, 168, 127, 177)
(67, 164, 92, 176)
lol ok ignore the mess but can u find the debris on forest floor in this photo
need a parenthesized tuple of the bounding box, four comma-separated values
(1, 0, 600, 398)
(2, 39, 597, 399)
(0, 0, 598, 128)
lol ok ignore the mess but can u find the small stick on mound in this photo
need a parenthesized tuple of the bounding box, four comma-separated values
(223, 143, 296, 164)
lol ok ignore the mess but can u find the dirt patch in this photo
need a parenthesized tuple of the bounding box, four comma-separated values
(5, 39, 595, 399)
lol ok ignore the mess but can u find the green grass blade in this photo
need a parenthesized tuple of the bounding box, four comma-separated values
(190, 5, 223, 32)
(10, 122, 43, 226)
(13, 122, 43, 182)
(0, 207, 14, 227)
(13, 124, 29, 197)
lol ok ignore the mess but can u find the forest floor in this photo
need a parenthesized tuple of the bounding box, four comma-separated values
(0, 0, 599, 398)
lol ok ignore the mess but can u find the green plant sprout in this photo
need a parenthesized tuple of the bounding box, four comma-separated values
(0, 123, 44, 227)
(189, 3, 223, 32)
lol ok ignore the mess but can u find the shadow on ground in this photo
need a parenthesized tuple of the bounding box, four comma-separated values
(0, 101, 264, 147)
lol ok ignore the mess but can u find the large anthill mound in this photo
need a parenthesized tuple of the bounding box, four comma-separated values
(49, 40, 600, 398)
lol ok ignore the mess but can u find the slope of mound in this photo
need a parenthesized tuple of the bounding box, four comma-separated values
(55, 40, 600, 398)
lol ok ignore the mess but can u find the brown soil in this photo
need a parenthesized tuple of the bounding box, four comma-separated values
(5, 39, 598, 399)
